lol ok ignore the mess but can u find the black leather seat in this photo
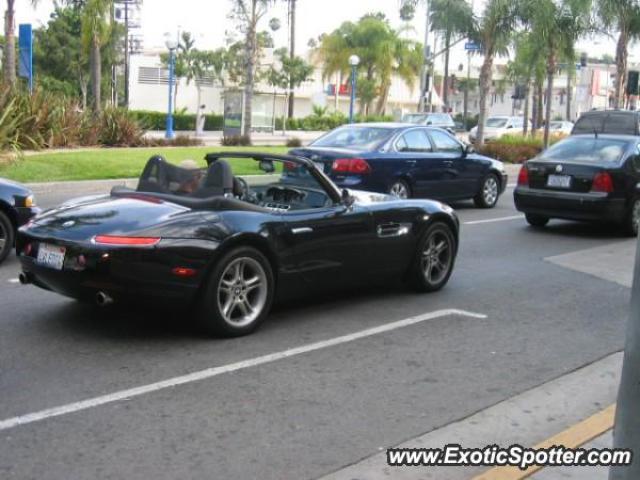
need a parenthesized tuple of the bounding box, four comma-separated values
(192, 160, 234, 198)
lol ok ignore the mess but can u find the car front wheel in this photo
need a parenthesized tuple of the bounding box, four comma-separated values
(474, 174, 500, 208)
(198, 246, 274, 337)
(410, 222, 456, 292)
(0, 211, 14, 265)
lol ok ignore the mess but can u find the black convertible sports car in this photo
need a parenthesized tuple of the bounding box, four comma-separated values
(0, 178, 40, 265)
(17, 152, 459, 336)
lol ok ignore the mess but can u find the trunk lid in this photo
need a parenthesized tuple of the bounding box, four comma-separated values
(526, 160, 618, 193)
(289, 147, 361, 174)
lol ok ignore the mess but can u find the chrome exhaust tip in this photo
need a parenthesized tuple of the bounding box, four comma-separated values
(95, 291, 114, 307)
(18, 272, 31, 285)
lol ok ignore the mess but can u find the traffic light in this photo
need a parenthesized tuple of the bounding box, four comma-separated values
(627, 71, 639, 96)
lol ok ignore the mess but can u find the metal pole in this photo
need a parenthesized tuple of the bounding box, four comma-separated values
(349, 65, 357, 123)
(610, 233, 640, 479)
(419, 0, 431, 112)
(124, 0, 130, 108)
(464, 49, 471, 130)
(165, 48, 175, 139)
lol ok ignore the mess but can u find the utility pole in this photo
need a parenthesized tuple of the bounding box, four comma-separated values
(124, 0, 129, 108)
(287, 0, 296, 119)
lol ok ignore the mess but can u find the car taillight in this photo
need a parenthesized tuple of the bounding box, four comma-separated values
(283, 161, 297, 171)
(517, 165, 529, 186)
(592, 172, 614, 193)
(332, 158, 371, 174)
(93, 235, 161, 246)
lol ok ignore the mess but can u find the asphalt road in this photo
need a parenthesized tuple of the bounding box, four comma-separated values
(0, 185, 630, 480)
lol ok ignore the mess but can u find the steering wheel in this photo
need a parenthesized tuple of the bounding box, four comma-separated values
(234, 177, 252, 201)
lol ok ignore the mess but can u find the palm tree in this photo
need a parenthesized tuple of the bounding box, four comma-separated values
(458, 77, 477, 129)
(286, 0, 296, 119)
(471, 0, 518, 147)
(430, 0, 474, 112)
(81, 0, 112, 112)
(519, 0, 591, 147)
(3, 0, 39, 86)
(598, 0, 640, 109)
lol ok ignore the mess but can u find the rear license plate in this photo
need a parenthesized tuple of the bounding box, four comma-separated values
(547, 174, 572, 188)
(37, 243, 66, 270)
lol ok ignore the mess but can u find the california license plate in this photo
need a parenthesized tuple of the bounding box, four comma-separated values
(37, 243, 66, 270)
(547, 174, 572, 188)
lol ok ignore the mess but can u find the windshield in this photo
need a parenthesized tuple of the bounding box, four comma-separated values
(539, 137, 629, 163)
(403, 114, 429, 124)
(312, 126, 395, 151)
(486, 118, 509, 128)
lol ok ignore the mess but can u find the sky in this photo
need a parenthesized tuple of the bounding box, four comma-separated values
(12, 0, 632, 66)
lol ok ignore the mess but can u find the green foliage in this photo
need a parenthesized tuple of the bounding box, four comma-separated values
(478, 134, 565, 163)
(221, 135, 253, 146)
(276, 112, 393, 131)
(130, 110, 224, 131)
(286, 137, 303, 147)
(98, 108, 145, 147)
(265, 47, 314, 91)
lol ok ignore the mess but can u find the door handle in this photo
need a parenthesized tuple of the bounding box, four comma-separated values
(291, 227, 313, 235)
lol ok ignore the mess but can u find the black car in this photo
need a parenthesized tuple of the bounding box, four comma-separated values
(572, 110, 640, 136)
(17, 152, 459, 337)
(514, 134, 640, 235)
(0, 178, 40, 264)
(291, 123, 507, 208)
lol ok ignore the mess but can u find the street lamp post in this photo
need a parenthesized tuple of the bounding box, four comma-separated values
(165, 34, 178, 140)
(349, 54, 360, 124)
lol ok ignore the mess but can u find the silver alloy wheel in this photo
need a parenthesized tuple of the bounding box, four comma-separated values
(390, 181, 409, 199)
(482, 176, 499, 206)
(421, 230, 453, 285)
(217, 257, 268, 328)
(633, 200, 640, 234)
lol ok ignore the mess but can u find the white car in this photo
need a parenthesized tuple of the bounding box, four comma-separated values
(469, 116, 530, 142)
(549, 120, 574, 135)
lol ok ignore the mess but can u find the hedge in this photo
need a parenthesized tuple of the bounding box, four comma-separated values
(275, 113, 394, 131)
(477, 133, 566, 164)
(130, 110, 224, 131)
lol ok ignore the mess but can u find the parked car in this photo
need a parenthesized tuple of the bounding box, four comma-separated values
(514, 134, 640, 235)
(17, 152, 459, 337)
(402, 113, 456, 133)
(571, 110, 640, 136)
(549, 121, 574, 135)
(0, 178, 40, 265)
(290, 123, 507, 208)
(469, 116, 530, 142)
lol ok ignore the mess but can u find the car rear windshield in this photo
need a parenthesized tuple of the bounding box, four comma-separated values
(312, 127, 395, 150)
(573, 113, 639, 135)
(403, 114, 429, 124)
(538, 137, 629, 163)
(486, 118, 508, 128)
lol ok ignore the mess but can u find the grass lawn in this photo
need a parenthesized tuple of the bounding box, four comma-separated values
(0, 146, 289, 183)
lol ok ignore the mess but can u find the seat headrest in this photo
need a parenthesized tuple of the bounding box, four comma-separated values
(203, 160, 234, 190)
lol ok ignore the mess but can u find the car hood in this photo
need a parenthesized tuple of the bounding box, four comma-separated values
(0, 177, 33, 196)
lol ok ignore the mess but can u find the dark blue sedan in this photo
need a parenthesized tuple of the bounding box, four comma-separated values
(291, 123, 508, 208)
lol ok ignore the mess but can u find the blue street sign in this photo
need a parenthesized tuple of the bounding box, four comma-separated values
(18, 24, 33, 93)
(465, 42, 481, 51)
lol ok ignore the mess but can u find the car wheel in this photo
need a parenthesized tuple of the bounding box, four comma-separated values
(198, 246, 274, 337)
(0, 211, 15, 265)
(474, 173, 500, 208)
(623, 198, 640, 237)
(389, 179, 411, 199)
(410, 222, 456, 292)
(525, 213, 550, 228)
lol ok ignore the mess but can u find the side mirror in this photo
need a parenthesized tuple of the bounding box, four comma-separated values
(341, 188, 355, 208)
(259, 159, 275, 173)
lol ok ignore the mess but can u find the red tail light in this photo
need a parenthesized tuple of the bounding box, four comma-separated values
(93, 235, 161, 246)
(332, 158, 371, 174)
(171, 267, 197, 277)
(517, 165, 529, 186)
(591, 172, 614, 193)
(283, 161, 297, 171)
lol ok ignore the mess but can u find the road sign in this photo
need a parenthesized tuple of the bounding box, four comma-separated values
(465, 42, 481, 51)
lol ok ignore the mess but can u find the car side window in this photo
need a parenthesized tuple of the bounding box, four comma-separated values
(428, 130, 463, 154)
(397, 129, 432, 152)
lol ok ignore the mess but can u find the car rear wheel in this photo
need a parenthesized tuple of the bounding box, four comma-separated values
(525, 213, 550, 228)
(623, 198, 640, 237)
(198, 246, 274, 337)
(410, 222, 456, 292)
(0, 211, 14, 265)
(389, 179, 411, 199)
(474, 173, 500, 208)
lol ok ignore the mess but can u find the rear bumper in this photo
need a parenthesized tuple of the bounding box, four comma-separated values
(514, 187, 627, 222)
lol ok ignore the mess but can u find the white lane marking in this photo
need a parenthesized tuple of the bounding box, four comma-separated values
(0, 308, 486, 432)
(8, 278, 19, 284)
(464, 215, 525, 225)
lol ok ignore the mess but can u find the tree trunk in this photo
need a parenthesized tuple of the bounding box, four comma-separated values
(566, 67, 573, 121)
(243, 0, 258, 139)
(463, 83, 469, 130)
(537, 80, 543, 129)
(614, 27, 628, 110)
(375, 81, 390, 115)
(442, 32, 452, 112)
(80, 76, 88, 110)
(476, 53, 494, 147)
(543, 51, 555, 149)
(287, 0, 296, 119)
(90, 38, 102, 112)
(3, 0, 16, 86)
(523, 82, 530, 136)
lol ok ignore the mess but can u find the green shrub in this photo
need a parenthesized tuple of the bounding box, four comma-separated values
(221, 134, 252, 146)
(286, 137, 303, 147)
(131, 110, 223, 131)
(275, 112, 393, 131)
(99, 107, 146, 147)
(144, 135, 203, 147)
